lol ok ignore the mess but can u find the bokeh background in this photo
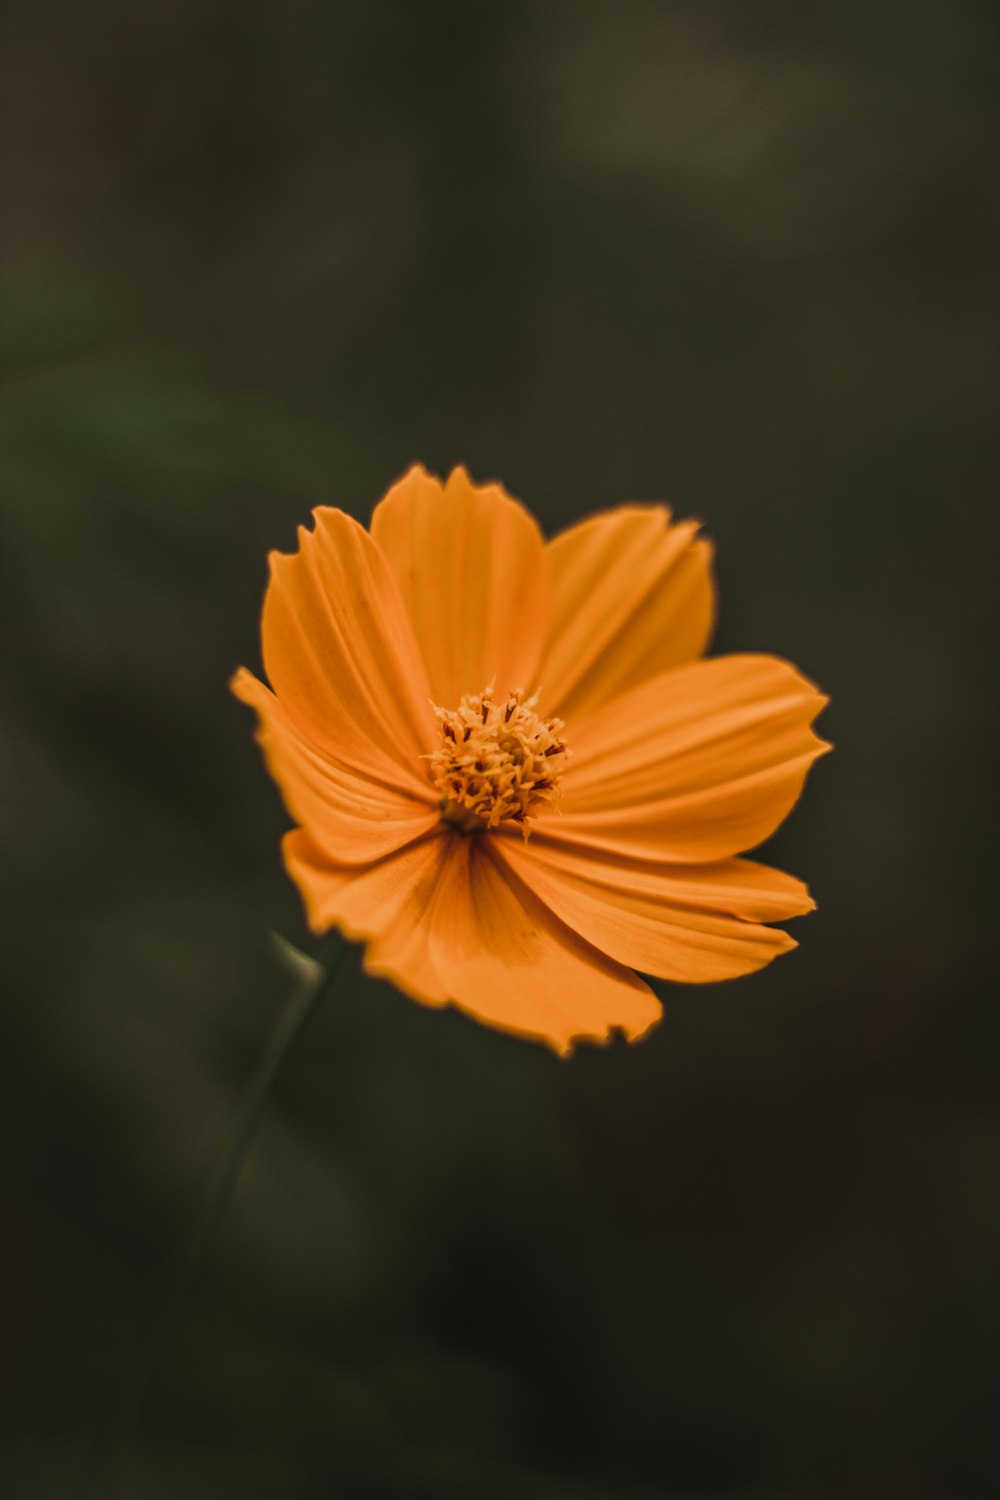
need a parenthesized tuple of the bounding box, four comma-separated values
(3, 2, 998, 1496)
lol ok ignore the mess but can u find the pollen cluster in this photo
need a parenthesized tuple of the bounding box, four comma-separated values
(429, 686, 569, 832)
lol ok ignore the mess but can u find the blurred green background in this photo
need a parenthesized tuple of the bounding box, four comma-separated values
(3, 2, 998, 1496)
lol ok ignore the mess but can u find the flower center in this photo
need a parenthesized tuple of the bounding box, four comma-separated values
(428, 686, 570, 833)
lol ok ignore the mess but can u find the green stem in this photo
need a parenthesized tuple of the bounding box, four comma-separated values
(80, 932, 348, 1498)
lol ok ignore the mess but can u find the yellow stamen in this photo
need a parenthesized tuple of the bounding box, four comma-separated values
(428, 685, 569, 833)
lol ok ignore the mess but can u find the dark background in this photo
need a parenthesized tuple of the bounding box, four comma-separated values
(3, 2, 998, 1496)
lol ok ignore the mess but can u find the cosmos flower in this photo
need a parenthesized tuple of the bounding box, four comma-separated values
(233, 466, 829, 1054)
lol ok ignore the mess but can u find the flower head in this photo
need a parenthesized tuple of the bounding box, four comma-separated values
(233, 465, 829, 1055)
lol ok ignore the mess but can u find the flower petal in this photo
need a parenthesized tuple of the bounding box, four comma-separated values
(283, 828, 451, 1005)
(549, 653, 829, 861)
(370, 465, 549, 707)
(261, 505, 438, 792)
(540, 505, 714, 720)
(233, 668, 439, 865)
(495, 835, 813, 983)
(428, 836, 662, 1055)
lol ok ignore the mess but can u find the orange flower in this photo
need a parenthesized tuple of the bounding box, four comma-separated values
(233, 466, 829, 1054)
